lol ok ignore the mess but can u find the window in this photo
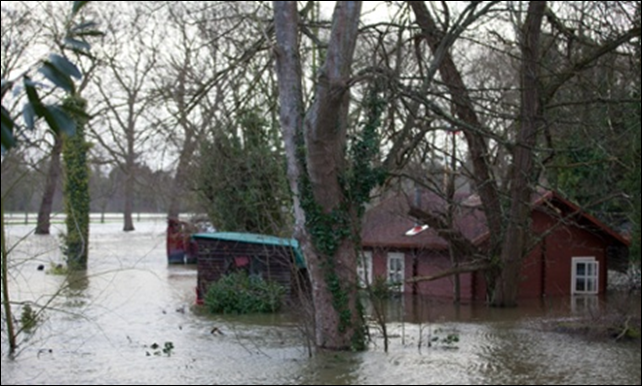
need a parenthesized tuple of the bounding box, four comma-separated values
(387, 253, 405, 292)
(357, 251, 373, 288)
(572, 257, 599, 295)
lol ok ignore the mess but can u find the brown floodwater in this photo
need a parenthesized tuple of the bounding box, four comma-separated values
(1, 221, 640, 385)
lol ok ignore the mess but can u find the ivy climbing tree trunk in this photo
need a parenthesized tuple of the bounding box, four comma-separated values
(274, 1, 367, 351)
(35, 135, 63, 235)
(62, 96, 91, 270)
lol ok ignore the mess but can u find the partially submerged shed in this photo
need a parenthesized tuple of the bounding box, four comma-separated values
(193, 232, 306, 303)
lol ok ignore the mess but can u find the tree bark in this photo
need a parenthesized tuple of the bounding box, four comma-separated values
(274, 1, 364, 351)
(273, 1, 306, 238)
(492, 1, 546, 307)
(123, 102, 136, 232)
(35, 135, 63, 235)
(123, 163, 135, 232)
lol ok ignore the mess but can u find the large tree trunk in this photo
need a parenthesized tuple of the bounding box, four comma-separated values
(35, 135, 63, 235)
(274, 1, 364, 351)
(492, 1, 546, 307)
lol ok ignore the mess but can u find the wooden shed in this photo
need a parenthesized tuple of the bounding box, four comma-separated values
(359, 189, 630, 302)
(193, 233, 306, 303)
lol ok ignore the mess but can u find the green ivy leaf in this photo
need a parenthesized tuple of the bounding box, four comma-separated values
(23, 103, 36, 130)
(43, 105, 76, 137)
(62, 102, 91, 122)
(49, 54, 82, 80)
(63, 37, 91, 53)
(1, 109, 16, 151)
(70, 21, 98, 33)
(1, 78, 12, 100)
(39, 62, 75, 93)
(72, 30, 105, 38)
(23, 78, 47, 118)
(72, 1, 90, 16)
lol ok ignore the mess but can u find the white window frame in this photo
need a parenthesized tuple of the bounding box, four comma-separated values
(572, 257, 599, 295)
(357, 251, 373, 289)
(387, 252, 405, 293)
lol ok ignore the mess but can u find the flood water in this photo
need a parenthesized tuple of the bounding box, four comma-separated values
(2, 221, 640, 385)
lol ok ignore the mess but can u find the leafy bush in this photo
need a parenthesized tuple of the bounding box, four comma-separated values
(204, 271, 286, 314)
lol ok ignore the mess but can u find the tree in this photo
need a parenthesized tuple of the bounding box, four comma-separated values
(151, 2, 238, 219)
(61, 95, 90, 270)
(275, 1, 369, 351)
(35, 134, 62, 234)
(90, 4, 162, 231)
(408, 0, 640, 307)
(493, 0, 546, 307)
(197, 110, 292, 235)
(274, 0, 511, 350)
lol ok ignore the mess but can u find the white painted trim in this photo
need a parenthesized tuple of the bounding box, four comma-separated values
(387, 252, 405, 293)
(571, 257, 599, 295)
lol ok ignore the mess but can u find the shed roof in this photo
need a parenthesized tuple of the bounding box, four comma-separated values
(193, 232, 306, 268)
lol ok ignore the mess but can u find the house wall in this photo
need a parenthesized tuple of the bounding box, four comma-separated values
(413, 250, 474, 300)
(195, 238, 296, 299)
(518, 244, 544, 298)
(366, 248, 474, 300)
(532, 210, 608, 297)
(473, 211, 609, 300)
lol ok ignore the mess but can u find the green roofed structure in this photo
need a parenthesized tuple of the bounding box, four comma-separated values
(193, 232, 308, 304)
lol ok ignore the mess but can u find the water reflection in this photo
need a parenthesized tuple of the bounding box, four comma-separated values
(65, 270, 90, 296)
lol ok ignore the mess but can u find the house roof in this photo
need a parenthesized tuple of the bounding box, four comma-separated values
(533, 190, 631, 247)
(192, 232, 306, 268)
(361, 191, 487, 250)
(361, 189, 630, 250)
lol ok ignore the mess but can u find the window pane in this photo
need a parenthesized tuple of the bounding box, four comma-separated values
(576, 278, 586, 292)
(576, 263, 586, 276)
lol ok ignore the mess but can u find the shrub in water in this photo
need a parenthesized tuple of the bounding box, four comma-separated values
(205, 271, 286, 314)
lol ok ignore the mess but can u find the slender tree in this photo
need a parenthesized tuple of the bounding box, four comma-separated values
(35, 135, 62, 234)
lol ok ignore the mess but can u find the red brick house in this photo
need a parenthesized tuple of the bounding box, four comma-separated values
(359, 190, 630, 301)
